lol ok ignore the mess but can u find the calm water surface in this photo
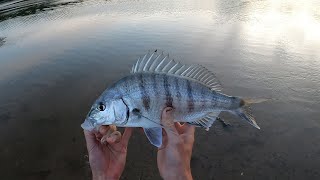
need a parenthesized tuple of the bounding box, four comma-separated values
(0, 0, 320, 179)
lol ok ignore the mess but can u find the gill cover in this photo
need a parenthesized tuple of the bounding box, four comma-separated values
(112, 98, 130, 125)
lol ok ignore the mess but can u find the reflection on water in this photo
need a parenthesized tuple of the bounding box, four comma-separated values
(0, 0, 83, 21)
(244, 0, 320, 48)
(0, 0, 320, 179)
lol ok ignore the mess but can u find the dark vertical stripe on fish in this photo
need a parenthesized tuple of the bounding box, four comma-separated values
(211, 93, 217, 107)
(174, 77, 182, 102)
(138, 74, 150, 110)
(152, 73, 157, 93)
(151, 74, 158, 109)
(122, 76, 131, 94)
(186, 80, 194, 112)
(163, 75, 173, 107)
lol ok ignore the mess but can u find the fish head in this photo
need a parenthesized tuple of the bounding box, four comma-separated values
(81, 97, 129, 131)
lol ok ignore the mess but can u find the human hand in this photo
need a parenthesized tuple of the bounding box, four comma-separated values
(157, 107, 195, 180)
(84, 125, 133, 180)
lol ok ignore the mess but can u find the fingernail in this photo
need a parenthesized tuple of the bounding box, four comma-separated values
(101, 140, 106, 145)
(165, 107, 173, 112)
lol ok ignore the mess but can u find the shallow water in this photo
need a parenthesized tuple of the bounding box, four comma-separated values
(0, 0, 320, 179)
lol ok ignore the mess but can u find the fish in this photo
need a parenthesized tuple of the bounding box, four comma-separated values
(81, 50, 265, 147)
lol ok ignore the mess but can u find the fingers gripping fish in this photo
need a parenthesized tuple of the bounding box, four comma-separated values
(81, 50, 265, 147)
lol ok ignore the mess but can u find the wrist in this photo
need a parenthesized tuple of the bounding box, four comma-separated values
(184, 171, 193, 180)
(161, 171, 193, 180)
(92, 173, 120, 180)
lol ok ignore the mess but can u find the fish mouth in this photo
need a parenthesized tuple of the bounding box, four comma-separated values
(81, 117, 115, 131)
(81, 118, 95, 131)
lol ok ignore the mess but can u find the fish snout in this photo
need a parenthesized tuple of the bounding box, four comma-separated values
(81, 118, 95, 131)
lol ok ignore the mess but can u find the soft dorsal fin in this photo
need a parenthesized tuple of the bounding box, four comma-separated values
(131, 50, 222, 91)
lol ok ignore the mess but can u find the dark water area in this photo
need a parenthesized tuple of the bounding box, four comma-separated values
(0, 0, 320, 179)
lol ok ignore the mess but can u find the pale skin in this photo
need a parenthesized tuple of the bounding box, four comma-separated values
(84, 126, 133, 180)
(158, 107, 195, 180)
(83, 107, 195, 180)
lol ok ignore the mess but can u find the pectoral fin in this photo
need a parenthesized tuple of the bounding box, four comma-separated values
(143, 127, 163, 147)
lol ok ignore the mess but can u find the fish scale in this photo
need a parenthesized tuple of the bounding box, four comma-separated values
(116, 73, 231, 123)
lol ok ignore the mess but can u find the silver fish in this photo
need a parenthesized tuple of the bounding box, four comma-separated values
(81, 50, 264, 147)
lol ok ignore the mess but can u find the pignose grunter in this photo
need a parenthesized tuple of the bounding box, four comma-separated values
(81, 50, 266, 147)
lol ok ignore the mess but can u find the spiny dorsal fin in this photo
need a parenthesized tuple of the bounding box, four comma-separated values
(131, 50, 222, 91)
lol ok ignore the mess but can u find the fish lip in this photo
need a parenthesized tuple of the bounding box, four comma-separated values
(81, 117, 115, 131)
(81, 118, 95, 131)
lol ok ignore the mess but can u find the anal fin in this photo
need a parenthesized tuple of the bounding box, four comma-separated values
(187, 112, 220, 131)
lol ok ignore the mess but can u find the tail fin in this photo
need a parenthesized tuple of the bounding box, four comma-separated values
(235, 98, 269, 129)
(235, 107, 260, 129)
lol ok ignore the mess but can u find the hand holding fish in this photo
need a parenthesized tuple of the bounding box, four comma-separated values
(157, 107, 194, 180)
(84, 125, 133, 180)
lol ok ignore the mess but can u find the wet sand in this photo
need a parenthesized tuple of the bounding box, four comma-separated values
(0, 0, 320, 179)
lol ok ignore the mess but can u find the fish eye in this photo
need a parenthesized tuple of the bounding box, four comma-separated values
(97, 103, 106, 111)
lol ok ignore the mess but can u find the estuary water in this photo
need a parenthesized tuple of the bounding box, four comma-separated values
(0, 0, 320, 179)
